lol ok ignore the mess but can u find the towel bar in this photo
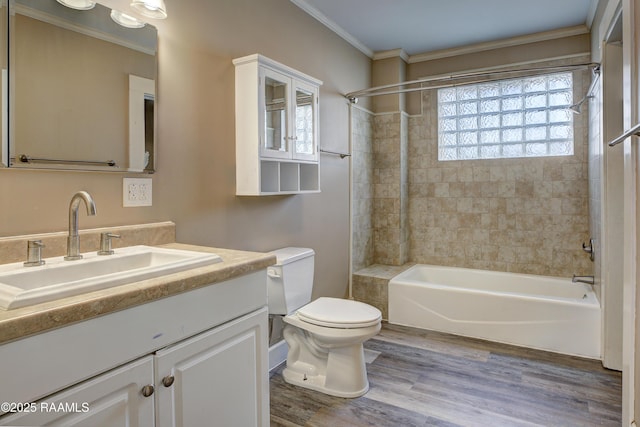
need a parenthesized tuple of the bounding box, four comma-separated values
(17, 154, 117, 167)
(608, 123, 640, 147)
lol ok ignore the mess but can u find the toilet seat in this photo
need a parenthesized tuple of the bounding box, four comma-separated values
(296, 297, 381, 329)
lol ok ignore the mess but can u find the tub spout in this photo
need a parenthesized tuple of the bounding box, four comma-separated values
(572, 275, 594, 285)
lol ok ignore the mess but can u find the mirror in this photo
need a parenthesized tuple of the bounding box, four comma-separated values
(4, 0, 157, 172)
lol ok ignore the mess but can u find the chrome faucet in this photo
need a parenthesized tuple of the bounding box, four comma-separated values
(65, 191, 97, 261)
(24, 240, 45, 267)
(98, 232, 120, 256)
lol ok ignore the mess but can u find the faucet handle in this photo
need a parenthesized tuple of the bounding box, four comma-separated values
(98, 233, 121, 256)
(24, 240, 45, 267)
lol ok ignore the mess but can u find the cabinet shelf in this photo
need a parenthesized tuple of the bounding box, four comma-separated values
(257, 160, 320, 195)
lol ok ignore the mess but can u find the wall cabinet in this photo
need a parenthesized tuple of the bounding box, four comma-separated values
(234, 54, 322, 195)
(0, 271, 269, 427)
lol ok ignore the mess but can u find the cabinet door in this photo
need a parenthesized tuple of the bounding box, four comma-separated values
(292, 80, 319, 161)
(260, 68, 292, 159)
(155, 307, 269, 427)
(0, 356, 154, 427)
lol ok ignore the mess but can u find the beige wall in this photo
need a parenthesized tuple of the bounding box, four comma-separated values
(371, 56, 406, 113)
(0, 0, 371, 299)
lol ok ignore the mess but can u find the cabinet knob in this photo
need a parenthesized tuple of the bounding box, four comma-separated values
(162, 375, 175, 387)
(141, 385, 155, 397)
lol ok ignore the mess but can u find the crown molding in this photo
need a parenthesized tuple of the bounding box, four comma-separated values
(372, 49, 409, 62)
(586, 0, 598, 28)
(290, 0, 374, 58)
(408, 25, 590, 64)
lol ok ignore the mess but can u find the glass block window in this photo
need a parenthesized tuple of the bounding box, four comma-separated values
(295, 89, 314, 156)
(438, 72, 574, 161)
(295, 103, 313, 154)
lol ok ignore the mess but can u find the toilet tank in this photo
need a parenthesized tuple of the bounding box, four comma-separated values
(267, 247, 315, 315)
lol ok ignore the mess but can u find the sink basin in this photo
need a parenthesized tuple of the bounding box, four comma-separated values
(0, 245, 222, 310)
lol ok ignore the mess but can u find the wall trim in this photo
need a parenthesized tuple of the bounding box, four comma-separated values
(268, 340, 288, 372)
(408, 25, 590, 63)
(373, 49, 409, 62)
(289, 0, 374, 58)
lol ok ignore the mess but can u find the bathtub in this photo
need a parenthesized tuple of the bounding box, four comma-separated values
(389, 264, 601, 359)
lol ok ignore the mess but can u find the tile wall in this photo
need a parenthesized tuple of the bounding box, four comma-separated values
(407, 71, 593, 276)
(351, 105, 375, 272)
(353, 69, 594, 278)
(371, 112, 410, 266)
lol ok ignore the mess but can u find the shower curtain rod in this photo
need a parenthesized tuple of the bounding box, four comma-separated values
(568, 65, 601, 114)
(344, 62, 600, 102)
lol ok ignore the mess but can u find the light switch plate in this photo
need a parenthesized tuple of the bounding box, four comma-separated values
(123, 177, 152, 207)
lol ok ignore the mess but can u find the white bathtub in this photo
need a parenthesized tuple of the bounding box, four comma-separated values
(389, 264, 601, 359)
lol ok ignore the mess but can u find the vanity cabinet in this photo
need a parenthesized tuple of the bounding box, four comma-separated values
(0, 356, 155, 426)
(155, 308, 266, 427)
(0, 271, 269, 427)
(234, 54, 322, 195)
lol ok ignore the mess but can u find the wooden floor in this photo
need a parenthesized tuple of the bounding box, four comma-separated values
(270, 323, 622, 426)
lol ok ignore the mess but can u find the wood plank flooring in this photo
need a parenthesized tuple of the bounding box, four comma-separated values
(270, 323, 621, 426)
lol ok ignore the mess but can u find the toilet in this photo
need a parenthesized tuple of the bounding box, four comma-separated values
(268, 247, 382, 398)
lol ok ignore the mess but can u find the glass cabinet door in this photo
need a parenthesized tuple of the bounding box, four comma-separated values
(262, 70, 290, 159)
(293, 85, 315, 160)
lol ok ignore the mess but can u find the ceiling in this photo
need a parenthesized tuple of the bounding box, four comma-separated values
(291, 0, 598, 58)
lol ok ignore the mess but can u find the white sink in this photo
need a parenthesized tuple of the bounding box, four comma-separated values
(0, 245, 222, 310)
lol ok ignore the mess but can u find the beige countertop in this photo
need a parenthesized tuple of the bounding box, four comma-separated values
(0, 243, 276, 345)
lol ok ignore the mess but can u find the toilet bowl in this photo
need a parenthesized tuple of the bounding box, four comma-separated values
(282, 297, 381, 398)
(267, 248, 382, 398)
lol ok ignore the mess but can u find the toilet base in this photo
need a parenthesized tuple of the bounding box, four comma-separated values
(282, 365, 369, 398)
(281, 319, 381, 398)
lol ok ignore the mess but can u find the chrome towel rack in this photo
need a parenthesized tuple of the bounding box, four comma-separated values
(17, 154, 117, 167)
(319, 149, 351, 159)
(608, 123, 640, 147)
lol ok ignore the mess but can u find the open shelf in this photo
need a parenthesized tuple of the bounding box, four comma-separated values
(256, 160, 320, 195)
(300, 163, 319, 192)
(280, 162, 299, 192)
(260, 161, 279, 193)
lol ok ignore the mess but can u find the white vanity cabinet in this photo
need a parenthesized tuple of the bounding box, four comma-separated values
(0, 271, 269, 427)
(155, 308, 266, 427)
(0, 356, 155, 426)
(234, 54, 322, 195)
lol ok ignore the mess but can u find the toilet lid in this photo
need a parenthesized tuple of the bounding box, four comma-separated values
(296, 297, 382, 328)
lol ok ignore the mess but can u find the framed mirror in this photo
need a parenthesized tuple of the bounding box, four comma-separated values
(3, 0, 158, 172)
